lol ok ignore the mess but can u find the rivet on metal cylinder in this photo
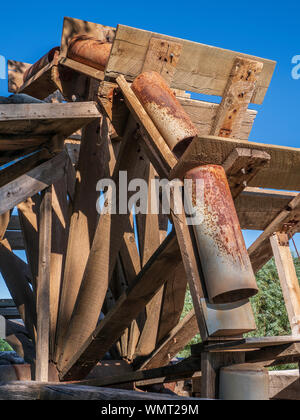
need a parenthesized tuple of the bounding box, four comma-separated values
(131, 71, 198, 157)
(185, 165, 258, 304)
(67, 35, 112, 72)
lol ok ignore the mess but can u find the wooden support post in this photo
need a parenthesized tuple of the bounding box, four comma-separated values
(18, 195, 41, 292)
(0, 240, 36, 341)
(270, 232, 300, 336)
(210, 57, 263, 138)
(54, 80, 111, 362)
(201, 352, 245, 399)
(35, 187, 52, 382)
(49, 178, 69, 360)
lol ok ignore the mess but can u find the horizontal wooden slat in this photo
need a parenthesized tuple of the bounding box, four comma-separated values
(106, 24, 276, 104)
(171, 135, 300, 191)
(0, 102, 100, 144)
(0, 151, 70, 215)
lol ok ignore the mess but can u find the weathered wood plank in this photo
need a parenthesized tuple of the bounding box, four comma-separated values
(58, 232, 182, 380)
(0, 102, 100, 145)
(270, 233, 300, 336)
(35, 187, 52, 382)
(170, 135, 300, 191)
(4, 231, 24, 250)
(106, 25, 275, 104)
(0, 151, 70, 215)
(269, 370, 300, 400)
(0, 240, 36, 341)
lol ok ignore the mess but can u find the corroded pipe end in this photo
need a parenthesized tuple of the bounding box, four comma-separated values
(132, 71, 198, 153)
(185, 164, 258, 304)
(23, 47, 60, 83)
(67, 35, 112, 72)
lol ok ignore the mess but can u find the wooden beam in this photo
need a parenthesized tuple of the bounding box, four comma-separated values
(35, 187, 52, 382)
(248, 193, 300, 273)
(106, 24, 275, 104)
(0, 211, 10, 240)
(49, 178, 69, 360)
(0, 239, 36, 341)
(245, 343, 300, 366)
(269, 370, 300, 400)
(0, 102, 100, 144)
(4, 231, 24, 250)
(18, 195, 41, 291)
(270, 232, 300, 336)
(58, 117, 148, 371)
(0, 151, 70, 215)
(223, 148, 271, 200)
(58, 232, 182, 381)
(170, 134, 300, 191)
(54, 82, 110, 363)
(210, 58, 263, 138)
(140, 310, 198, 370)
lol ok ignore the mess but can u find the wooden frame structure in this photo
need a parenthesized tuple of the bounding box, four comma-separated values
(1, 16, 300, 400)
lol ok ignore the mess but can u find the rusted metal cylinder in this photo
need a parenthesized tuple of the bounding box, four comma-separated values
(131, 71, 198, 156)
(67, 35, 112, 71)
(23, 47, 60, 83)
(185, 164, 258, 304)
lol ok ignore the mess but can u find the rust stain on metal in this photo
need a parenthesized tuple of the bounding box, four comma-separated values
(185, 164, 258, 304)
(23, 47, 60, 82)
(67, 35, 112, 72)
(131, 71, 197, 154)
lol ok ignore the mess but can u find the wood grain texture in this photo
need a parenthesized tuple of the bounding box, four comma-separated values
(171, 134, 300, 191)
(35, 187, 52, 382)
(106, 25, 275, 104)
(270, 233, 300, 336)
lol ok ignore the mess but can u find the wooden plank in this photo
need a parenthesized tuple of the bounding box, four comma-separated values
(223, 148, 271, 199)
(269, 370, 300, 400)
(7, 60, 31, 93)
(0, 211, 10, 240)
(0, 307, 20, 319)
(0, 151, 70, 215)
(171, 135, 300, 191)
(7, 215, 21, 231)
(18, 61, 59, 100)
(210, 58, 263, 138)
(79, 357, 201, 388)
(49, 178, 69, 360)
(248, 193, 300, 272)
(0, 149, 52, 188)
(54, 89, 114, 363)
(270, 233, 300, 336)
(142, 37, 182, 85)
(35, 187, 52, 382)
(0, 299, 15, 307)
(4, 231, 24, 250)
(58, 117, 146, 369)
(235, 188, 298, 231)
(0, 102, 100, 144)
(245, 343, 300, 366)
(192, 336, 300, 353)
(140, 310, 198, 370)
(106, 24, 275, 104)
(0, 382, 202, 401)
(116, 75, 177, 178)
(201, 352, 244, 399)
(0, 239, 36, 340)
(59, 57, 105, 81)
(18, 195, 41, 292)
(58, 232, 182, 380)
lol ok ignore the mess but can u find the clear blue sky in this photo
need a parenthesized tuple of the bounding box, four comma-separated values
(0, 0, 300, 297)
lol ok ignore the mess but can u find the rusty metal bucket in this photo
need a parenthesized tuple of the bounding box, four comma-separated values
(67, 35, 112, 72)
(132, 70, 258, 304)
(23, 47, 60, 83)
(131, 71, 198, 156)
(185, 165, 258, 304)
